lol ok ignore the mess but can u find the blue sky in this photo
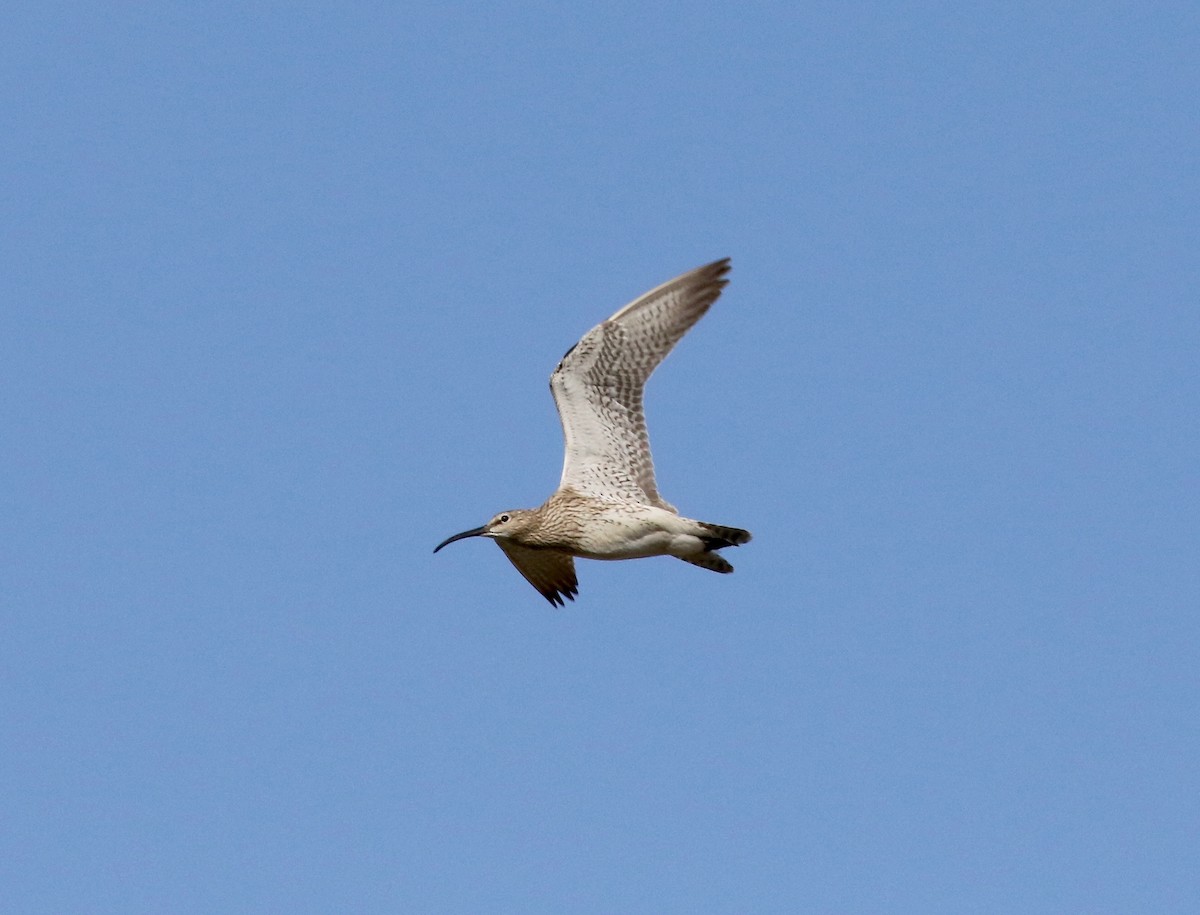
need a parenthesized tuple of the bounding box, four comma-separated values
(3, 2, 1198, 911)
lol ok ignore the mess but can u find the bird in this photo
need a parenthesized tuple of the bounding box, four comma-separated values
(433, 258, 751, 606)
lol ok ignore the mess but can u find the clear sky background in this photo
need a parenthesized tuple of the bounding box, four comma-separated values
(3, 2, 1198, 912)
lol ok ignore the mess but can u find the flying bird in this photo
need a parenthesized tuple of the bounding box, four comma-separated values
(434, 259, 751, 605)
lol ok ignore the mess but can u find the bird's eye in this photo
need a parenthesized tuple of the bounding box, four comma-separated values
(499, 514, 510, 523)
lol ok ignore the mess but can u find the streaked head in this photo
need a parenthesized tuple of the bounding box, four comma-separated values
(433, 509, 531, 553)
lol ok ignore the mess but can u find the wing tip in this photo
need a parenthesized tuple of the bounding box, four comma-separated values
(541, 583, 579, 608)
(670, 257, 732, 311)
(701, 257, 732, 292)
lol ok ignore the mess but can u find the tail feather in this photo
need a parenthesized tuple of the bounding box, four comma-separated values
(679, 553, 734, 573)
(697, 522, 752, 550)
(677, 520, 750, 574)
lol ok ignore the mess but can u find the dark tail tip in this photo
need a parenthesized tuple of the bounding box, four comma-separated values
(698, 523, 752, 550)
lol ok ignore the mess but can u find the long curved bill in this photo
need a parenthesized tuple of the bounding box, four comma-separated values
(433, 525, 488, 553)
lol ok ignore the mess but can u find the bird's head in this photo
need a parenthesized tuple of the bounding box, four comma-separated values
(433, 509, 534, 552)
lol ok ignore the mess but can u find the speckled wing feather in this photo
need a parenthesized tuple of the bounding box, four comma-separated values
(496, 541, 579, 607)
(550, 259, 731, 510)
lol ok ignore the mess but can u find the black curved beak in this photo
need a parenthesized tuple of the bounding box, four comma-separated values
(433, 525, 488, 553)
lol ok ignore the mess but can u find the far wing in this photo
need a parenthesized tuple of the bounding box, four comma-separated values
(496, 541, 579, 607)
(550, 259, 731, 509)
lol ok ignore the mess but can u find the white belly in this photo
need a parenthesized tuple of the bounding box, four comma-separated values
(571, 506, 704, 561)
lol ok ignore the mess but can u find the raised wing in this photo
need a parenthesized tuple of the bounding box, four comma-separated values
(550, 259, 731, 509)
(497, 541, 579, 607)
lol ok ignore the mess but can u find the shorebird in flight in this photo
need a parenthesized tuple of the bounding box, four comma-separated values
(434, 259, 751, 605)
